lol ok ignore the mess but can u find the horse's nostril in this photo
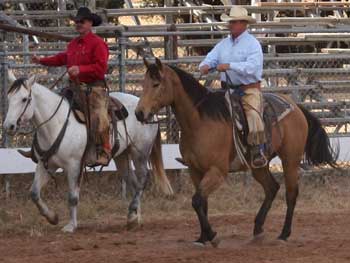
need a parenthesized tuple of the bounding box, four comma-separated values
(9, 124, 15, 131)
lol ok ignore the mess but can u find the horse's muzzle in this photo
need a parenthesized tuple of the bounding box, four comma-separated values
(4, 122, 17, 136)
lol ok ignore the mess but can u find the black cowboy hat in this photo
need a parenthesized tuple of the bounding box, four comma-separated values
(72, 7, 102, 27)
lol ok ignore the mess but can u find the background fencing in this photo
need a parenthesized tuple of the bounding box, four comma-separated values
(1, 1, 350, 153)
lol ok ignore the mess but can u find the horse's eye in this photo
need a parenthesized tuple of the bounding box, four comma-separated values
(153, 83, 160, 88)
(22, 98, 27, 103)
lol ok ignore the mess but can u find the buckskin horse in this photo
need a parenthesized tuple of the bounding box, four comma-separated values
(135, 58, 338, 247)
(3, 70, 173, 233)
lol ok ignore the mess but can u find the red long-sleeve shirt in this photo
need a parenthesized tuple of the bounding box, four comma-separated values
(39, 31, 109, 83)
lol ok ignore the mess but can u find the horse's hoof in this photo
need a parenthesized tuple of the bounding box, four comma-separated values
(277, 237, 288, 243)
(210, 235, 221, 248)
(126, 219, 140, 231)
(47, 213, 59, 225)
(127, 212, 141, 231)
(62, 223, 76, 233)
(192, 241, 206, 247)
(277, 234, 288, 241)
(247, 232, 265, 245)
(253, 232, 265, 241)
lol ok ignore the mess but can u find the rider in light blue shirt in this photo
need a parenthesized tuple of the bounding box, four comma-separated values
(199, 6, 267, 168)
(199, 30, 263, 86)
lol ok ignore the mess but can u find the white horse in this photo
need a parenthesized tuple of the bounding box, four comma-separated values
(3, 71, 173, 233)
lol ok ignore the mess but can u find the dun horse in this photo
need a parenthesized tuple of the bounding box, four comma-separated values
(135, 58, 338, 247)
(3, 71, 173, 233)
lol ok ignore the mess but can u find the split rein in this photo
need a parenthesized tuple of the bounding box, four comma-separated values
(18, 70, 68, 136)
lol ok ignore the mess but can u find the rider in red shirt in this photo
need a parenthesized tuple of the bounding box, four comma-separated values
(38, 30, 109, 83)
(32, 7, 111, 166)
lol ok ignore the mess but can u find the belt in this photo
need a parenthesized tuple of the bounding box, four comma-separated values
(221, 81, 261, 90)
(69, 79, 107, 91)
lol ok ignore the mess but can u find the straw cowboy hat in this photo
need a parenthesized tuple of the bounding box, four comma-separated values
(220, 6, 256, 23)
(72, 7, 102, 27)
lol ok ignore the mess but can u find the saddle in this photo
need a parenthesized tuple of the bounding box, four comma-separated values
(226, 91, 294, 162)
(64, 89, 129, 167)
(72, 96, 128, 124)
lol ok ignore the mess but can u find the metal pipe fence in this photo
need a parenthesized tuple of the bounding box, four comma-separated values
(2, 4, 350, 147)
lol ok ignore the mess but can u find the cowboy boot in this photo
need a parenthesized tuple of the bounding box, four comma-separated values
(95, 132, 111, 166)
(250, 145, 268, 169)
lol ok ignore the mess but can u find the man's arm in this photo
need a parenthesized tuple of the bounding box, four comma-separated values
(36, 52, 68, 67)
(198, 42, 221, 74)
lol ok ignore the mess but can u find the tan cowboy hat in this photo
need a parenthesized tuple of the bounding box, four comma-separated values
(220, 6, 256, 23)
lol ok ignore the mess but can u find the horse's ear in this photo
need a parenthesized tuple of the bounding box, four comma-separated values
(26, 75, 37, 89)
(143, 57, 150, 69)
(155, 57, 163, 70)
(8, 70, 16, 86)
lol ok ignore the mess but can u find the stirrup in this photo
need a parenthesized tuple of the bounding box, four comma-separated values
(251, 153, 268, 169)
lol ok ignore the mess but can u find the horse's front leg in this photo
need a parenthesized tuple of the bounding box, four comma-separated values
(31, 162, 59, 225)
(191, 166, 225, 248)
(62, 163, 81, 233)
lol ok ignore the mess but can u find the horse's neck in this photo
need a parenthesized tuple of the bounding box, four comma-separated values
(32, 84, 70, 141)
(172, 82, 201, 136)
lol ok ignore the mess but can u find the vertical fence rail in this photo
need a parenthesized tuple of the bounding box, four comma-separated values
(0, 37, 9, 148)
(116, 28, 126, 93)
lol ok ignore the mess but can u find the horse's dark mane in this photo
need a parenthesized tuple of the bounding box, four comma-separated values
(168, 65, 231, 121)
(7, 77, 28, 94)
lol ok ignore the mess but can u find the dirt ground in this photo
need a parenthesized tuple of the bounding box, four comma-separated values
(1, 171, 350, 263)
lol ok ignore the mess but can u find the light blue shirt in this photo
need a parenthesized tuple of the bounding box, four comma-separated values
(199, 30, 263, 86)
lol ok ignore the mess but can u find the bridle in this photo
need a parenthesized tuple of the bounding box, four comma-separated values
(13, 70, 68, 135)
(15, 82, 33, 127)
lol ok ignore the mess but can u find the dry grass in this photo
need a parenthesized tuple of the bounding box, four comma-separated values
(1, 169, 350, 237)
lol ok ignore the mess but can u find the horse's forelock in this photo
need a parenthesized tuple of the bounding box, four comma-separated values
(7, 77, 28, 95)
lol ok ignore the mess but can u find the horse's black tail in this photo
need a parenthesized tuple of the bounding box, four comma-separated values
(299, 105, 339, 167)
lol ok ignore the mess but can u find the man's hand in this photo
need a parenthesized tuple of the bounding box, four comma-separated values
(199, 65, 210, 75)
(216, 64, 230, 72)
(68, 66, 80, 77)
(31, 55, 41, 64)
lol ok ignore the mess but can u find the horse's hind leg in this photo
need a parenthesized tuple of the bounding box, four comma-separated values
(30, 162, 59, 225)
(252, 167, 280, 238)
(115, 151, 138, 200)
(62, 163, 82, 233)
(278, 161, 299, 241)
(126, 148, 151, 230)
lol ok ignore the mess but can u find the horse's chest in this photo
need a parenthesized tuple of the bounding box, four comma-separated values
(179, 139, 210, 171)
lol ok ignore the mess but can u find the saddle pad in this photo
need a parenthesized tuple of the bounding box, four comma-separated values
(226, 91, 295, 164)
(263, 93, 294, 125)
